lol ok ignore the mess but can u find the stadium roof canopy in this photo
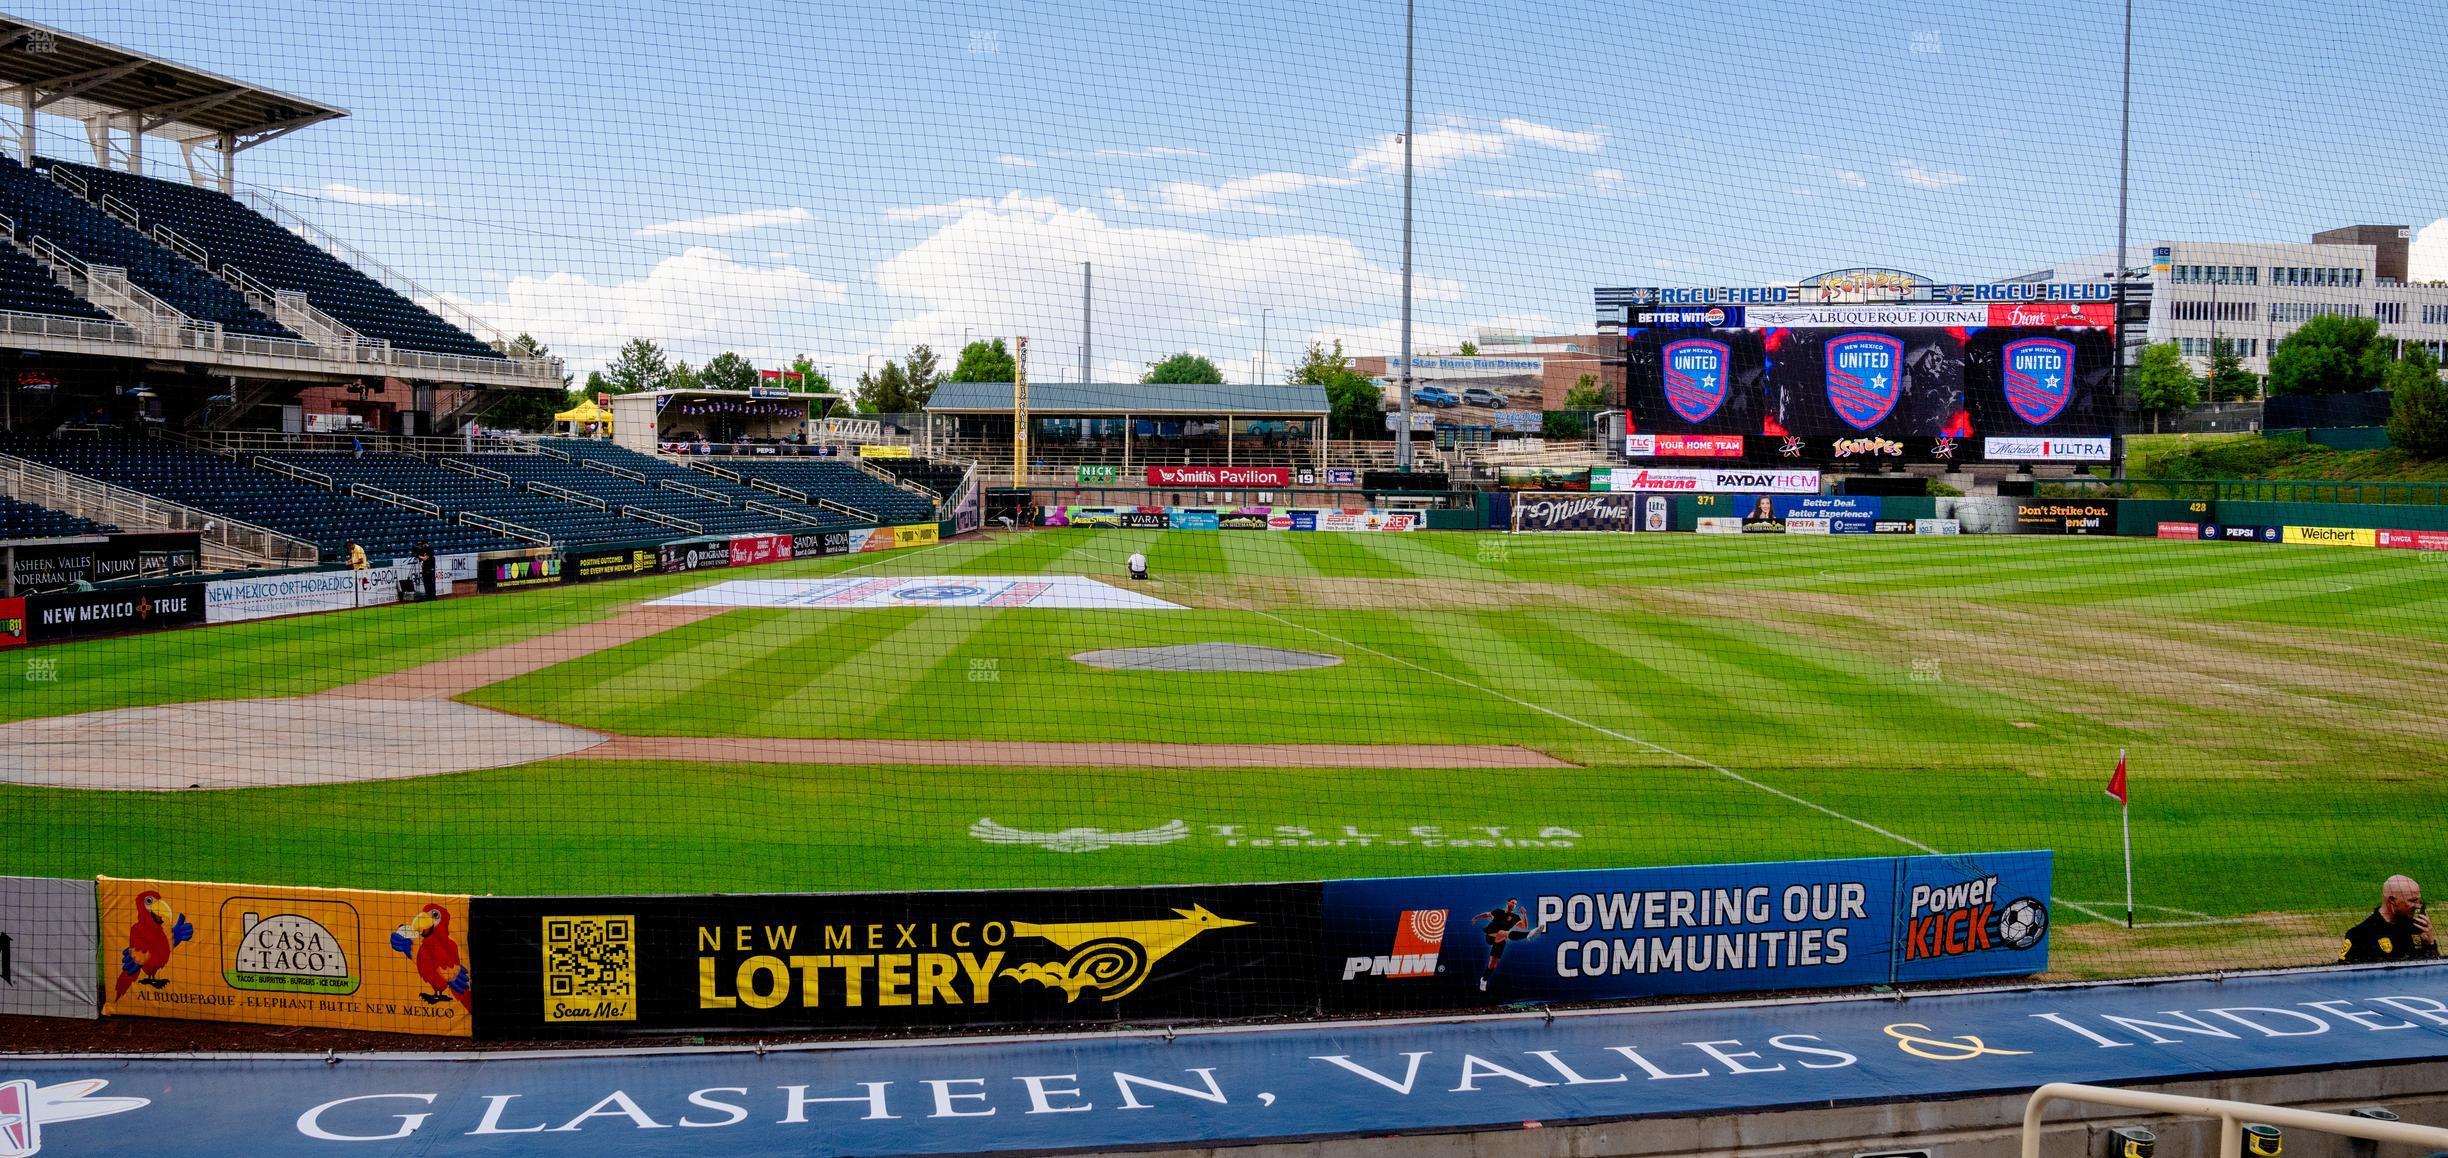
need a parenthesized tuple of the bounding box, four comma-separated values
(0, 16, 345, 159)
(927, 381, 1328, 416)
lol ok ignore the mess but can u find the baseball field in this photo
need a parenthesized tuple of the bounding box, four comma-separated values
(5, 528, 2443, 978)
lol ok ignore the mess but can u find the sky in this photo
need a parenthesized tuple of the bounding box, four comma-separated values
(29, 0, 2448, 379)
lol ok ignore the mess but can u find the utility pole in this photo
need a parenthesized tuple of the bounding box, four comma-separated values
(2111, 0, 2134, 479)
(1258, 307, 1273, 385)
(1395, 0, 1416, 471)
(1080, 262, 1092, 386)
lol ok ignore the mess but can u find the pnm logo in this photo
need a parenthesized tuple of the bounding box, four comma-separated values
(1824, 333, 1903, 430)
(1661, 339, 1730, 423)
(1001, 906, 1249, 1002)
(0, 1079, 148, 1158)
(1343, 909, 1447, 980)
(2001, 337, 2075, 425)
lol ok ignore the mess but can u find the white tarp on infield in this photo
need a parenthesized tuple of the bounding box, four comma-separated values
(648, 575, 1186, 610)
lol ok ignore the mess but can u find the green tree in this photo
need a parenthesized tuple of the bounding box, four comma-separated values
(1141, 351, 1226, 385)
(602, 337, 670, 394)
(697, 351, 761, 393)
(786, 354, 832, 396)
(2268, 314, 2392, 397)
(855, 360, 912, 414)
(1457, 340, 1479, 356)
(1291, 340, 1383, 440)
(947, 339, 1015, 383)
(666, 360, 700, 391)
(2129, 341, 2200, 429)
(903, 344, 942, 409)
(2205, 338, 2260, 401)
(2386, 344, 2448, 458)
(1564, 372, 1605, 411)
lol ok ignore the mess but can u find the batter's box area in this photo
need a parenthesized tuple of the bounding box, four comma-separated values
(648, 575, 1186, 610)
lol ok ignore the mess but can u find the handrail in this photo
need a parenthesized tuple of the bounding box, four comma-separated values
(348, 483, 443, 518)
(249, 456, 334, 488)
(459, 510, 548, 546)
(46, 164, 86, 199)
(439, 457, 512, 484)
(2022, 1083, 2448, 1158)
(0, 451, 319, 567)
(743, 498, 824, 526)
(532, 441, 573, 462)
(527, 480, 608, 511)
(97, 193, 141, 228)
(619, 505, 699, 533)
(232, 186, 523, 350)
(684, 459, 744, 482)
(152, 223, 211, 268)
(658, 478, 733, 505)
(745, 476, 810, 504)
(582, 458, 648, 482)
(818, 495, 878, 522)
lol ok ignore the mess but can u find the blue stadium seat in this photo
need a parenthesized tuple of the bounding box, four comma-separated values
(717, 456, 942, 523)
(0, 494, 118, 539)
(539, 440, 861, 529)
(49, 160, 504, 360)
(0, 234, 114, 321)
(265, 450, 726, 548)
(0, 157, 291, 338)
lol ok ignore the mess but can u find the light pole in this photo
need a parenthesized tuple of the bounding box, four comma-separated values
(1395, 0, 1416, 472)
(2111, 0, 2133, 479)
(1258, 308, 1273, 385)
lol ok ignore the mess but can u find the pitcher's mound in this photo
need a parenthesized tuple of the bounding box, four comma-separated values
(0, 698, 606, 791)
(1073, 643, 1342, 672)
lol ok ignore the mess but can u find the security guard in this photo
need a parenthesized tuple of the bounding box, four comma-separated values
(2340, 874, 2439, 964)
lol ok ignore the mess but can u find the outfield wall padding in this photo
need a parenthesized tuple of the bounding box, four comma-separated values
(2219, 500, 2448, 532)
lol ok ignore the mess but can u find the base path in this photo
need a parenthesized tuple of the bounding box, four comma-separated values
(589, 736, 1569, 768)
(328, 604, 726, 700)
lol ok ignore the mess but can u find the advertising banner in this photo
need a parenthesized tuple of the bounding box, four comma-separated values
(0, 875, 99, 1019)
(1984, 436, 2113, 461)
(205, 569, 375, 623)
(95, 877, 473, 1037)
(1641, 494, 1673, 532)
(1987, 301, 2117, 328)
(1217, 507, 1271, 530)
(1322, 852, 2049, 1010)
(1915, 518, 1962, 534)
(1774, 495, 1880, 534)
(24, 583, 205, 642)
(1747, 305, 1990, 329)
(5, 533, 203, 595)
(1696, 517, 1745, 534)
(1075, 465, 1117, 484)
(658, 539, 732, 572)
(0, 596, 23, 649)
(1622, 433, 1747, 458)
(2157, 521, 2202, 539)
(727, 533, 790, 567)
(1167, 509, 1221, 530)
(1628, 305, 1743, 328)
(1784, 516, 1832, 534)
(1317, 510, 1420, 532)
(470, 883, 1321, 1037)
(791, 530, 853, 559)
(2378, 528, 2448, 550)
(1325, 467, 1358, 487)
(1601, 468, 1820, 494)
(2014, 500, 2116, 535)
(1146, 465, 1290, 488)
(1118, 510, 1170, 529)
(479, 554, 565, 591)
(1511, 493, 1636, 532)
(2284, 525, 2378, 548)
(565, 546, 661, 583)
(1497, 466, 1591, 492)
(2202, 524, 2282, 543)
(855, 444, 913, 459)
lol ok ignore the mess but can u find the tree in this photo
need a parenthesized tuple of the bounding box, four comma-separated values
(2129, 341, 2200, 429)
(1291, 340, 1383, 440)
(787, 355, 834, 414)
(1457, 340, 1479, 356)
(666, 360, 700, 391)
(2268, 314, 2392, 397)
(602, 338, 670, 394)
(947, 339, 1014, 383)
(2206, 338, 2260, 402)
(1142, 352, 1225, 385)
(697, 351, 761, 393)
(1564, 372, 1605, 411)
(475, 333, 576, 431)
(2386, 344, 2448, 458)
(903, 344, 942, 409)
(855, 359, 913, 414)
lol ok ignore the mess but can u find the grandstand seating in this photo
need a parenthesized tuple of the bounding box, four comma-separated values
(0, 493, 117, 539)
(719, 458, 940, 523)
(443, 451, 838, 536)
(264, 451, 715, 547)
(0, 157, 290, 338)
(869, 456, 966, 497)
(50, 161, 502, 360)
(0, 436, 510, 560)
(540, 439, 860, 528)
(0, 236, 115, 321)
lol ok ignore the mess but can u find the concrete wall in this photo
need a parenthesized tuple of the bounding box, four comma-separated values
(1108, 1061, 2448, 1158)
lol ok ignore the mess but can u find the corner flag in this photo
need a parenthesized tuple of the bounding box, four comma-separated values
(2106, 750, 2128, 805)
(2110, 747, 2132, 928)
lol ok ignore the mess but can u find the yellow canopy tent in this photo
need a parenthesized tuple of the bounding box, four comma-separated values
(553, 399, 608, 425)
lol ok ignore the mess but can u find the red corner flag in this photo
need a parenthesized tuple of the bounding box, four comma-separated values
(2106, 750, 2128, 804)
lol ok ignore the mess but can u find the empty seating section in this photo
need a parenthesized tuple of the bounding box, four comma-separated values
(872, 457, 966, 497)
(53, 161, 502, 360)
(263, 452, 663, 547)
(442, 452, 831, 536)
(0, 239, 113, 321)
(0, 157, 290, 338)
(0, 436, 506, 560)
(539, 439, 857, 529)
(0, 494, 117, 538)
(720, 458, 940, 523)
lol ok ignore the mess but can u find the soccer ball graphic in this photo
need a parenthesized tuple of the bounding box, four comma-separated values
(1996, 897, 2049, 950)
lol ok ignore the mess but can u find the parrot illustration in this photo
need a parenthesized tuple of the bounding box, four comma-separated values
(390, 903, 471, 1010)
(113, 890, 192, 999)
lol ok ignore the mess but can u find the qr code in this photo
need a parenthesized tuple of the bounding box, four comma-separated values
(542, 915, 635, 1021)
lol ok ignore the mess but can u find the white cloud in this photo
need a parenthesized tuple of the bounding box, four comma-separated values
(1115, 170, 1362, 214)
(1893, 159, 1969, 189)
(1591, 168, 1625, 185)
(869, 194, 1462, 373)
(309, 181, 427, 207)
(1347, 118, 1606, 173)
(438, 247, 847, 373)
(994, 154, 1036, 167)
(2410, 218, 2448, 284)
(885, 192, 1069, 221)
(636, 206, 815, 238)
(1091, 145, 1204, 159)
(1477, 187, 1561, 200)
(1312, 312, 1572, 360)
(1836, 169, 1868, 189)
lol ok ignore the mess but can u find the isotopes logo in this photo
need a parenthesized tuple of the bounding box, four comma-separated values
(1661, 339, 1731, 423)
(1343, 909, 1448, 980)
(1824, 332, 1903, 430)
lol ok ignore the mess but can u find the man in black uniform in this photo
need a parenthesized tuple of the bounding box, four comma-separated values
(1473, 898, 1547, 992)
(2340, 874, 2438, 964)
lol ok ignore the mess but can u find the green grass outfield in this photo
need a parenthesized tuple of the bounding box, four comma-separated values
(6, 529, 2444, 969)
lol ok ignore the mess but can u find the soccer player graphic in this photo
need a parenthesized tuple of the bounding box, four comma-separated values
(1472, 898, 1548, 992)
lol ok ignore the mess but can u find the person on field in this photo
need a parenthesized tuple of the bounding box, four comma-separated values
(2340, 875, 2438, 964)
(1127, 551, 1148, 581)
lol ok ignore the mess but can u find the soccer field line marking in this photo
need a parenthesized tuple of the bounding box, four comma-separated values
(1071, 540, 2155, 927)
